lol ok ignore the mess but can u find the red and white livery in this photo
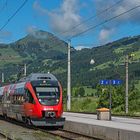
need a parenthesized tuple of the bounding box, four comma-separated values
(0, 73, 65, 127)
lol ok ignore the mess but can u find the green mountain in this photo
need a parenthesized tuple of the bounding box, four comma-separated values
(0, 30, 71, 81)
(0, 30, 140, 88)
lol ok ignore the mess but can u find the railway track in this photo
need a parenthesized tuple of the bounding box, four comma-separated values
(0, 116, 102, 140)
(1, 112, 139, 140)
(40, 128, 101, 140)
(30, 124, 102, 140)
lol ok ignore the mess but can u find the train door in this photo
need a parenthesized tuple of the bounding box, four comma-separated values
(0, 95, 3, 115)
(0, 87, 4, 115)
(24, 89, 36, 117)
(2, 90, 9, 116)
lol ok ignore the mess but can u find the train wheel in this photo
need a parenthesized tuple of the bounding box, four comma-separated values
(3, 114, 7, 119)
(25, 117, 32, 126)
(59, 125, 64, 129)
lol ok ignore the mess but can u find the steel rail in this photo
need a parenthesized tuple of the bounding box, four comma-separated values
(0, 115, 102, 140)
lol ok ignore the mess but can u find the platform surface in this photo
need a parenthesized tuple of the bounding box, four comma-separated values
(63, 112, 140, 132)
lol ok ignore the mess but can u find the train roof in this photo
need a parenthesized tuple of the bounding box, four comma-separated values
(19, 73, 58, 82)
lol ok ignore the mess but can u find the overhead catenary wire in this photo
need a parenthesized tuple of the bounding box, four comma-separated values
(46, 29, 140, 69)
(69, 5, 140, 39)
(43, 4, 140, 51)
(57, 0, 123, 37)
(31, 4, 140, 79)
(0, 0, 28, 32)
(30, 0, 124, 49)
(1, 0, 139, 51)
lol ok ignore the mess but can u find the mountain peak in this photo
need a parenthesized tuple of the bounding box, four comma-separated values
(27, 30, 54, 40)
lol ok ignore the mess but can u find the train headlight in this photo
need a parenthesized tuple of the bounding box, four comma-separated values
(45, 111, 56, 118)
(56, 99, 59, 102)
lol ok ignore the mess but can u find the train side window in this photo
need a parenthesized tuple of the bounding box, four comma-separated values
(25, 89, 35, 104)
(0, 95, 2, 104)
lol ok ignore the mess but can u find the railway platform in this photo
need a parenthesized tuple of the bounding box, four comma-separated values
(63, 112, 140, 140)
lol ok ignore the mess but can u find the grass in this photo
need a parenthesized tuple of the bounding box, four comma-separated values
(0, 48, 24, 67)
(135, 80, 140, 91)
(0, 48, 18, 56)
(43, 59, 59, 66)
(113, 45, 132, 54)
(33, 130, 63, 140)
(83, 86, 97, 96)
(131, 50, 140, 60)
(91, 61, 112, 70)
(90, 48, 140, 71)
(64, 97, 98, 113)
(90, 59, 123, 71)
(52, 67, 66, 74)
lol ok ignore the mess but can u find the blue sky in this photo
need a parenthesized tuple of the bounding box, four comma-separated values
(0, 0, 140, 49)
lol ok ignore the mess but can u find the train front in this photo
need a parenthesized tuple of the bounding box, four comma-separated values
(25, 73, 65, 127)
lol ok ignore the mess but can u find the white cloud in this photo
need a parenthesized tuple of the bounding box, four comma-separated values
(26, 25, 38, 34)
(75, 45, 90, 50)
(33, 0, 86, 38)
(95, 0, 140, 24)
(33, 1, 47, 15)
(99, 28, 114, 44)
(95, 0, 140, 44)
(0, 31, 12, 39)
(25, 25, 50, 39)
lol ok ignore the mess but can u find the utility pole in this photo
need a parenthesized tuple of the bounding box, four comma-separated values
(109, 80, 112, 110)
(109, 80, 112, 120)
(24, 64, 27, 76)
(2, 73, 4, 83)
(125, 55, 129, 114)
(67, 40, 71, 111)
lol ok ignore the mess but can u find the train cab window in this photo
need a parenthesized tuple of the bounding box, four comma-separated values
(25, 89, 35, 104)
(34, 87, 60, 106)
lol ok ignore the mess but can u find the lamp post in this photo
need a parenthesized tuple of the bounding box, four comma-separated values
(2, 73, 4, 83)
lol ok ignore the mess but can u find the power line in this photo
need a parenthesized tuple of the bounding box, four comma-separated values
(45, 4, 140, 51)
(44, 11, 140, 71)
(46, 5, 140, 50)
(58, 0, 123, 37)
(47, 0, 124, 41)
(31, 0, 124, 49)
(70, 5, 140, 39)
(0, 0, 28, 32)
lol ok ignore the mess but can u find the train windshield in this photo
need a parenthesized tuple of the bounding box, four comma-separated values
(35, 87, 60, 106)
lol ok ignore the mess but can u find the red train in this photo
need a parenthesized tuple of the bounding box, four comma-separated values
(0, 73, 65, 127)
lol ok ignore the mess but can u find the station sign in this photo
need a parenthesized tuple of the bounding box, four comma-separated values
(99, 79, 122, 85)
(111, 80, 123, 85)
(99, 80, 110, 85)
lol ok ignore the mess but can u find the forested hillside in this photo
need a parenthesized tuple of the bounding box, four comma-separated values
(0, 30, 140, 89)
